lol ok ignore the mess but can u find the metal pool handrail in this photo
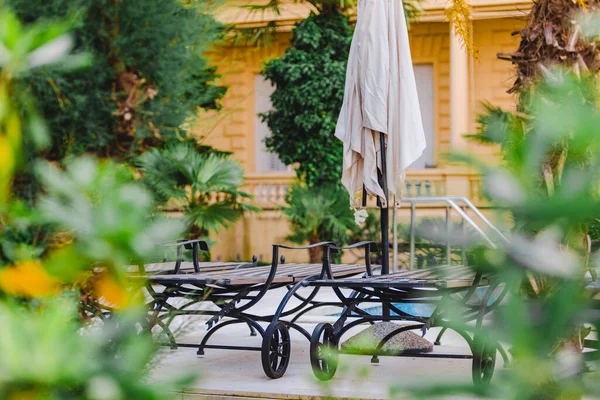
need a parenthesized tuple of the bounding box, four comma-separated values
(392, 196, 508, 270)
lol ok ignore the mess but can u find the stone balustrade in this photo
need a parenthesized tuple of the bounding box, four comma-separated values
(242, 167, 485, 209)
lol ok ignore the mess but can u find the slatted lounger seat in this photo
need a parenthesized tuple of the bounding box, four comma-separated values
(139, 241, 379, 379)
(138, 261, 247, 274)
(301, 243, 508, 385)
(128, 239, 257, 276)
(310, 265, 491, 289)
(147, 262, 366, 286)
(90, 240, 255, 321)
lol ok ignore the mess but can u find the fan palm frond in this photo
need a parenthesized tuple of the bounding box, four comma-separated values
(281, 183, 354, 245)
(136, 147, 187, 202)
(137, 141, 260, 236)
(188, 201, 242, 233)
(193, 154, 245, 193)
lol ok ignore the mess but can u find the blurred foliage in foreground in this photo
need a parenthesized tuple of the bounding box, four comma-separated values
(6, 0, 226, 161)
(408, 72, 600, 399)
(1, 0, 247, 266)
(0, 8, 190, 399)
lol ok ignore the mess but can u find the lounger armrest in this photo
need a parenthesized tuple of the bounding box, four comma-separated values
(159, 239, 209, 251)
(157, 239, 209, 273)
(327, 241, 379, 252)
(275, 241, 336, 251)
(328, 241, 378, 277)
(234, 255, 259, 269)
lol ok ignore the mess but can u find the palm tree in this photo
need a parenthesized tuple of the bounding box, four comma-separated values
(497, 0, 600, 201)
(137, 141, 260, 240)
(498, 0, 599, 98)
(494, 0, 600, 261)
(470, 0, 600, 368)
(282, 183, 354, 263)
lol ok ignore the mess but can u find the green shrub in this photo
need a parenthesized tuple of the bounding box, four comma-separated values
(7, 0, 226, 160)
(136, 141, 260, 240)
(281, 183, 354, 262)
(260, 10, 353, 187)
(0, 9, 190, 398)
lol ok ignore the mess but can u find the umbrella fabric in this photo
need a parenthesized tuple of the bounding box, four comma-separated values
(335, 0, 426, 207)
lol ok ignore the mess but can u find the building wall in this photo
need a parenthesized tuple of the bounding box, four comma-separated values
(469, 18, 522, 159)
(192, 34, 293, 172)
(408, 22, 451, 164)
(192, 17, 523, 263)
(195, 18, 522, 172)
(473, 18, 521, 113)
(195, 22, 453, 171)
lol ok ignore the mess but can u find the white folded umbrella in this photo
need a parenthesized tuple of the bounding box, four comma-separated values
(335, 0, 426, 207)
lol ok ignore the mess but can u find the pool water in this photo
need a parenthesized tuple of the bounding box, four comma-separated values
(335, 287, 497, 318)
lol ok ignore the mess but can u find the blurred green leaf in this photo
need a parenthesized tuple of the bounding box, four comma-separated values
(36, 156, 185, 274)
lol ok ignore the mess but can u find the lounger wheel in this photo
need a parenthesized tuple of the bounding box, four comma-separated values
(310, 323, 339, 381)
(261, 321, 291, 379)
(472, 338, 497, 385)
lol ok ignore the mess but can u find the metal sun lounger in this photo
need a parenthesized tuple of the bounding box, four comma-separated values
(127, 239, 257, 276)
(86, 240, 256, 321)
(138, 241, 377, 379)
(301, 242, 508, 385)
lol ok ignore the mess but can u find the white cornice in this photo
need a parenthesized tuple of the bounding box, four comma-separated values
(217, 0, 532, 27)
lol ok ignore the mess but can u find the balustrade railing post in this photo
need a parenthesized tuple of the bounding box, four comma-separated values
(410, 202, 416, 270)
(393, 196, 398, 272)
(445, 206, 451, 264)
(461, 205, 467, 265)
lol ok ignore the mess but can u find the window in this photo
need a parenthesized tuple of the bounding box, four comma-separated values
(410, 64, 435, 169)
(255, 75, 288, 173)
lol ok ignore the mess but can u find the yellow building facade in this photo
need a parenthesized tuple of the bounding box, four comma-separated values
(193, 0, 529, 262)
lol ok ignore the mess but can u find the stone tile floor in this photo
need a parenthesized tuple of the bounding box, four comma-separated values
(149, 286, 487, 399)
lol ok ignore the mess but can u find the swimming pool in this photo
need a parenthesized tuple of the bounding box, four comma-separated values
(333, 287, 498, 317)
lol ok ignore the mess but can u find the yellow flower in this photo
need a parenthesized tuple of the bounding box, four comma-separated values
(0, 260, 60, 298)
(5, 112, 22, 150)
(94, 272, 132, 310)
(0, 135, 15, 206)
(0, 135, 14, 173)
(445, 0, 479, 59)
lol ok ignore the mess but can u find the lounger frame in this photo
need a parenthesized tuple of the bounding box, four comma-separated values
(305, 242, 509, 384)
(141, 241, 375, 378)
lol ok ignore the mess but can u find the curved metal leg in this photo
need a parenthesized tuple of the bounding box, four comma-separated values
(471, 283, 499, 385)
(155, 319, 178, 349)
(197, 318, 265, 356)
(248, 323, 258, 336)
(497, 341, 510, 368)
(143, 296, 179, 349)
(434, 327, 448, 345)
(337, 318, 377, 341)
(276, 283, 322, 320)
(290, 302, 344, 324)
(282, 321, 311, 341)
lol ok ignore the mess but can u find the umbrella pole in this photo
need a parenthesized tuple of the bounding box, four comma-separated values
(378, 132, 391, 320)
(342, 134, 433, 359)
